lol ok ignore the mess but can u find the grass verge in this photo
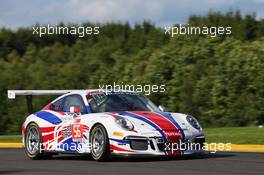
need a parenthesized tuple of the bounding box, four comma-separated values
(0, 135, 21, 143)
(204, 127, 264, 144)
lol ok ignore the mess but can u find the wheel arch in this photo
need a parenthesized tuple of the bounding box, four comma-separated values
(25, 121, 39, 130)
(89, 122, 109, 141)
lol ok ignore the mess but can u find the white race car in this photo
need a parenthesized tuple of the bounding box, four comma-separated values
(8, 89, 205, 161)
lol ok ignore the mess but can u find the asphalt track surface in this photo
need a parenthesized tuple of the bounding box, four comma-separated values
(0, 149, 263, 175)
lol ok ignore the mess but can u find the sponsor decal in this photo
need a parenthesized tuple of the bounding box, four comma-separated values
(71, 124, 84, 141)
(61, 126, 71, 138)
(112, 131, 124, 137)
(61, 113, 74, 122)
(164, 131, 181, 137)
(74, 118, 81, 123)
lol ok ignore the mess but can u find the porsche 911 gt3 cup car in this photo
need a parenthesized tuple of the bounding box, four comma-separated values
(8, 89, 205, 161)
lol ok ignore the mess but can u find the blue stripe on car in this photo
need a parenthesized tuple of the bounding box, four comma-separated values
(110, 138, 130, 144)
(35, 111, 62, 125)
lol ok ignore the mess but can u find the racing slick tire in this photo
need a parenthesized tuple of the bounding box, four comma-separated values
(25, 123, 52, 160)
(90, 124, 110, 161)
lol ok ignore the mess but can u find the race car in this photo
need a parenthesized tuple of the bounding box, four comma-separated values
(7, 89, 205, 161)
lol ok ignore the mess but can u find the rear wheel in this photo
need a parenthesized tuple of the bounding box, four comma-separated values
(90, 124, 110, 161)
(25, 123, 52, 159)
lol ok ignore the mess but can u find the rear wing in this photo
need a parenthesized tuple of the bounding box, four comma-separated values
(7, 90, 80, 114)
(7, 90, 79, 99)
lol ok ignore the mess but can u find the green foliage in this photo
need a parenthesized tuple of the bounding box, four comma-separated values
(0, 11, 264, 134)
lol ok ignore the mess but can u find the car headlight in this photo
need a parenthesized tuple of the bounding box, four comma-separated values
(186, 115, 201, 130)
(115, 117, 134, 131)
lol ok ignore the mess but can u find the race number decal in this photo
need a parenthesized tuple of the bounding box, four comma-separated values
(71, 124, 83, 141)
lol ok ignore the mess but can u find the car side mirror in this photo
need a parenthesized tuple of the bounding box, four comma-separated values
(158, 105, 166, 112)
(70, 106, 80, 113)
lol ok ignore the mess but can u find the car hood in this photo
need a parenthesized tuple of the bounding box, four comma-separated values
(113, 111, 184, 139)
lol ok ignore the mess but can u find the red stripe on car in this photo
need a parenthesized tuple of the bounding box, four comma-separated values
(42, 132, 54, 143)
(110, 144, 134, 152)
(40, 126, 55, 133)
(130, 111, 181, 140)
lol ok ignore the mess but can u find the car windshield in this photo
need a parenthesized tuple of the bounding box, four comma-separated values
(86, 92, 160, 113)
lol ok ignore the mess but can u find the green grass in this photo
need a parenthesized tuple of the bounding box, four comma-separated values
(204, 127, 264, 144)
(0, 127, 263, 144)
(0, 135, 21, 143)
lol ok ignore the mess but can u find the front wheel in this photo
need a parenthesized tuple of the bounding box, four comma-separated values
(90, 124, 110, 161)
(25, 123, 52, 159)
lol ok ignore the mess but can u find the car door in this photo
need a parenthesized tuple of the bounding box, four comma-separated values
(53, 94, 88, 152)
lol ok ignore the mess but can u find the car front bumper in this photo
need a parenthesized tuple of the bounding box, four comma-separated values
(109, 134, 205, 156)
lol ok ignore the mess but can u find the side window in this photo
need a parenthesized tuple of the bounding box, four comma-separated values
(62, 95, 87, 114)
(51, 97, 65, 111)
